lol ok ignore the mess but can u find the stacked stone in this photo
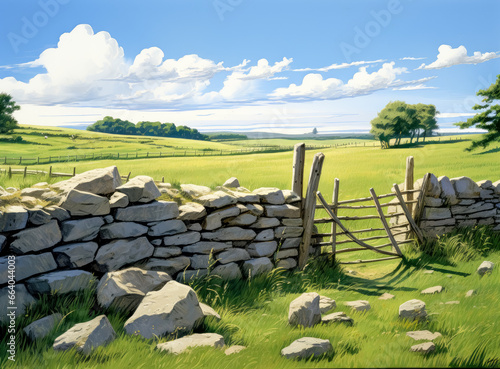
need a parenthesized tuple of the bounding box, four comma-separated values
(413, 174, 500, 238)
(0, 166, 304, 313)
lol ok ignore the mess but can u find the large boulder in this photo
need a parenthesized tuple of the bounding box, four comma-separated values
(24, 313, 63, 340)
(116, 176, 161, 203)
(53, 242, 98, 268)
(281, 337, 333, 360)
(52, 166, 121, 195)
(0, 284, 36, 323)
(288, 292, 321, 327)
(10, 220, 62, 254)
(60, 189, 110, 216)
(399, 299, 427, 321)
(61, 217, 105, 242)
(124, 281, 204, 339)
(115, 201, 179, 222)
(157, 333, 224, 354)
(242, 258, 273, 277)
(26, 270, 95, 295)
(99, 222, 148, 239)
(53, 315, 117, 355)
(97, 267, 172, 312)
(0, 206, 28, 232)
(94, 237, 154, 273)
(0, 253, 57, 284)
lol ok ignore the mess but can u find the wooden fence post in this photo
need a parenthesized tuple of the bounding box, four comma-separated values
(8, 166, 12, 178)
(298, 152, 325, 270)
(73, 167, 76, 177)
(405, 156, 414, 215)
(23, 167, 27, 178)
(291, 143, 305, 202)
(49, 166, 52, 178)
(126, 172, 131, 182)
(331, 178, 340, 256)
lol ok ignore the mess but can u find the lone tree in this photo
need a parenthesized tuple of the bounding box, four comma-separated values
(457, 74, 500, 151)
(312, 127, 318, 134)
(0, 93, 20, 134)
(370, 101, 438, 148)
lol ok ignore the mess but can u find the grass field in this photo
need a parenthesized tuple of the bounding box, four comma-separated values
(1, 128, 500, 368)
(1, 228, 499, 369)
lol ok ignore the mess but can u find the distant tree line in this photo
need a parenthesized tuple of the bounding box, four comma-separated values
(86, 116, 208, 141)
(370, 101, 438, 149)
(209, 133, 248, 141)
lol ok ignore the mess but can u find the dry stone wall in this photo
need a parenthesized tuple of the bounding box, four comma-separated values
(401, 174, 500, 238)
(0, 166, 314, 318)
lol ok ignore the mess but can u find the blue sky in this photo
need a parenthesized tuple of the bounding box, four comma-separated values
(0, 0, 499, 134)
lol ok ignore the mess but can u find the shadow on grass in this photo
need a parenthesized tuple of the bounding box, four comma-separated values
(472, 146, 500, 155)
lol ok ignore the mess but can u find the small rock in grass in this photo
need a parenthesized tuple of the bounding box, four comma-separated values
(156, 333, 224, 354)
(344, 300, 370, 312)
(225, 345, 246, 355)
(406, 330, 442, 341)
(379, 293, 395, 300)
(477, 261, 494, 276)
(410, 342, 435, 354)
(319, 296, 336, 313)
(465, 290, 477, 298)
(321, 312, 353, 326)
(281, 337, 333, 360)
(421, 286, 443, 294)
(423, 270, 434, 274)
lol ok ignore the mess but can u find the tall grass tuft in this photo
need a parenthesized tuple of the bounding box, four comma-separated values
(449, 343, 500, 368)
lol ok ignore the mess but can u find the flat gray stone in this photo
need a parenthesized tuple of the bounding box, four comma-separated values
(10, 219, 62, 254)
(0, 284, 36, 323)
(153, 246, 182, 258)
(422, 208, 452, 220)
(265, 204, 300, 218)
(281, 238, 301, 249)
(255, 229, 274, 242)
(116, 175, 161, 203)
(115, 201, 179, 223)
(410, 342, 435, 354)
(163, 231, 201, 246)
(282, 190, 301, 203)
(26, 270, 94, 295)
(94, 237, 154, 273)
(24, 313, 63, 340)
(141, 257, 191, 275)
(1, 253, 57, 283)
(199, 302, 221, 321)
(399, 299, 427, 321)
(421, 286, 443, 294)
(226, 213, 257, 226)
(109, 191, 129, 208)
(216, 248, 250, 264)
(211, 263, 242, 280)
(276, 249, 298, 259)
(28, 207, 52, 225)
(321, 312, 353, 325)
(319, 296, 336, 313)
(178, 202, 207, 221)
(181, 184, 212, 198)
(250, 217, 280, 228)
(157, 333, 224, 354)
(99, 222, 148, 239)
(97, 267, 172, 312)
(190, 254, 210, 269)
(0, 206, 28, 232)
(148, 219, 187, 237)
(53, 242, 98, 268)
(477, 261, 494, 276)
(202, 227, 256, 241)
(52, 166, 121, 195)
(246, 241, 278, 257)
(282, 218, 303, 226)
(276, 258, 297, 269)
(406, 330, 442, 341)
(275, 226, 303, 238)
(61, 217, 105, 242)
(253, 187, 285, 205)
(379, 293, 395, 300)
(223, 190, 259, 203)
(124, 281, 203, 339)
(195, 191, 237, 208)
(53, 315, 116, 355)
(182, 241, 232, 254)
(44, 206, 70, 222)
(242, 258, 273, 277)
(203, 213, 222, 230)
(281, 337, 333, 359)
(60, 189, 110, 216)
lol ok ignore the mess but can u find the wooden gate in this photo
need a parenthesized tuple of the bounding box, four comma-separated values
(293, 144, 431, 269)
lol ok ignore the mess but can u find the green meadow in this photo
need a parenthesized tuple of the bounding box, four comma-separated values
(1, 126, 500, 368)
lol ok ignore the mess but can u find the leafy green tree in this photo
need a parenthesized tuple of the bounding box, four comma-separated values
(0, 93, 20, 134)
(312, 127, 318, 134)
(457, 74, 500, 151)
(415, 103, 438, 142)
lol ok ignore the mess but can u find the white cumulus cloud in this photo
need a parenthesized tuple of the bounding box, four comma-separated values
(418, 45, 500, 70)
(293, 59, 385, 72)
